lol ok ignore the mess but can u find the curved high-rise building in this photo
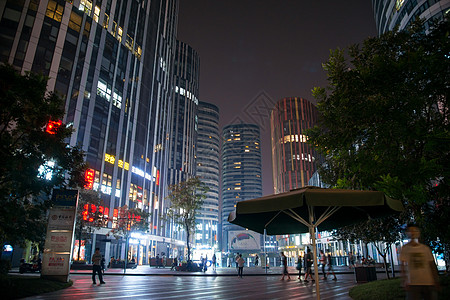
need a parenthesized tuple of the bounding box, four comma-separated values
(0, 0, 179, 264)
(221, 123, 262, 251)
(372, 0, 450, 34)
(195, 101, 220, 249)
(168, 40, 200, 185)
(271, 97, 319, 194)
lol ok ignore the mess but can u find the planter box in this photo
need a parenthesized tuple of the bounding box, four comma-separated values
(355, 266, 377, 283)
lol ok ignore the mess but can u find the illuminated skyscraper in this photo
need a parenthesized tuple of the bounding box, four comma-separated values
(195, 101, 220, 249)
(168, 40, 200, 185)
(270, 97, 319, 193)
(0, 0, 179, 263)
(221, 123, 262, 251)
(372, 0, 450, 34)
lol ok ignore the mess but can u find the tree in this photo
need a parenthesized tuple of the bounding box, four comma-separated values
(0, 64, 86, 248)
(334, 215, 403, 279)
(166, 177, 209, 263)
(306, 18, 449, 259)
(108, 205, 150, 238)
(74, 189, 103, 261)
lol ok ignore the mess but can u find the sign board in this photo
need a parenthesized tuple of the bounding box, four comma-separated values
(228, 230, 261, 251)
(41, 189, 78, 282)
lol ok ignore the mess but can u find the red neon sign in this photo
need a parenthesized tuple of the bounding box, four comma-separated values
(156, 169, 160, 186)
(84, 168, 95, 189)
(45, 120, 62, 135)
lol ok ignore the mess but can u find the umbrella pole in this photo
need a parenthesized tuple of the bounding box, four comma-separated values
(264, 228, 267, 275)
(309, 208, 320, 300)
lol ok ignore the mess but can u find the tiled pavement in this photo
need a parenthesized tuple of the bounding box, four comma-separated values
(18, 266, 393, 299)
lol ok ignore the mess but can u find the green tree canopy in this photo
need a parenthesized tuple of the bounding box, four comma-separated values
(0, 64, 86, 247)
(307, 18, 449, 217)
(307, 18, 450, 263)
(166, 177, 209, 262)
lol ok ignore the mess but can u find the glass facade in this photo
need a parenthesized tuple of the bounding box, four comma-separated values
(270, 97, 319, 194)
(0, 0, 180, 263)
(221, 123, 262, 251)
(195, 101, 220, 250)
(168, 40, 200, 185)
(372, 0, 450, 34)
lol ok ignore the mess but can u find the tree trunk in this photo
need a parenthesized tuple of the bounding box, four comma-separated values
(374, 243, 390, 279)
(186, 226, 191, 262)
(77, 221, 82, 261)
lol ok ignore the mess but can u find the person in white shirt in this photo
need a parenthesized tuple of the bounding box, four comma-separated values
(400, 224, 439, 300)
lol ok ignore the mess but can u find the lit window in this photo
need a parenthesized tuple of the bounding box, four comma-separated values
(79, 0, 92, 15)
(395, 0, 405, 11)
(97, 80, 111, 101)
(46, 0, 64, 22)
(117, 26, 123, 42)
(103, 13, 109, 29)
(113, 91, 122, 109)
(93, 6, 100, 22)
(135, 45, 142, 59)
(126, 34, 134, 50)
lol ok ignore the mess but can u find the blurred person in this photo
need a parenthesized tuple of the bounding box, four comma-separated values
(400, 224, 440, 300)
(92, 248, 105, 285)
(303, 248, 314, 283)
(319, 250, 327, 280)
(280, 252, 291, 281)
(326, 252, 337, 280)
(237, 254, 245, 278)
(296, 254, 303, 281)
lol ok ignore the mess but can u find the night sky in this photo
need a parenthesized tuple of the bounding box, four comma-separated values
(177, 0, 377, 196)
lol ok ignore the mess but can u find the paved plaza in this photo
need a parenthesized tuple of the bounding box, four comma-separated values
(19, 266, 393, 299)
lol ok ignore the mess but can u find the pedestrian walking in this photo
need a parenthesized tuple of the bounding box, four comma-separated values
(100, 255, 106, 274)
(303, 248, 314, 283)
(400, 223, 440, 300)
(255, 254, 259, 266)
(235, 252, 240, 269)
(91, 248, 105, 285)
(296, 255, 303, 281)
(156, 253, 160, 268)
(326, 252, 337, 280)
(171, 257, 178, 271)
(237, 254, 245, 278)
(348, 251, 355, 269)
(212, 254, 216, 270)
(319, 250, 327, 280)
(280, 252, 291, 280)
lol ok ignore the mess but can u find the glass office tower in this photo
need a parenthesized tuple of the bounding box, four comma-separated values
(195, 101, 220, 251)
(221, 123, 262, 252)
(372, 0, 450, 34)
(0, 0, 179, 263)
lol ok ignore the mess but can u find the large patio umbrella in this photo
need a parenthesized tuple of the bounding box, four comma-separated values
(228, 186, 404, 300)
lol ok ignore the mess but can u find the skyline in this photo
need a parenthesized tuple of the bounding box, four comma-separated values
(177, 0, 378, 195)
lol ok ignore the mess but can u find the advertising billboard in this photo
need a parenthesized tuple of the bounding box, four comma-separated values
(228, 230, 261, 251)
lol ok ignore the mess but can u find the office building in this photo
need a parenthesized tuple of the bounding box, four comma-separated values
(270, 97, 319, 194)
(0, 0, 180, 264)
(221, 123, 262, 252)
(372, 0, 450, 34)
(195, 101, 220, 251)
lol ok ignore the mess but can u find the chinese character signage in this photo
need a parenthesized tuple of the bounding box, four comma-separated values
(41, 189, 78, 282)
